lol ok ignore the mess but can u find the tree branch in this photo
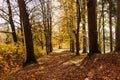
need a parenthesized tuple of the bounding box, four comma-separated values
(0, 31, 12, 34)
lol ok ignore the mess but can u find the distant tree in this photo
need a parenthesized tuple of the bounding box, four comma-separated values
(17, 0, 37, 66)
(69, 1, 75, 53)
(39, 0, 53, 54)
(87, 0, 101, 56)
(58, 0, 75, 52)
(81, 0, 87, 53)
(74, 0, 81, 56)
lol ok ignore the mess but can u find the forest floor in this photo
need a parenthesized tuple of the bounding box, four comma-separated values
(1, 49, 120, 80)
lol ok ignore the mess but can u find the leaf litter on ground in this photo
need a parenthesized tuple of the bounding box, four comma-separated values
(1, 51, 120, 80)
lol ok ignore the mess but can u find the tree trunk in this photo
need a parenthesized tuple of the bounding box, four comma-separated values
(7, 0, 17, 43)
(45, 32, 51, 55)
(69, 0, 75, 53)
(75, 33, 80, 55)
(70, 38, 75, 52)
(49, 0, 53, 52)
(115, 0, 120, 51)
(102, 0, 105, 53)
(49, 14, 53, 52)
(82, 0, 87, 53)
(87, 0, 101, 56)
(20, 19, 24, 45)
(109, 1, 113, 52)
(98, 12, 102, 51)
(39, 0, 52, 54)
(75, 0, 81, 56)
(18, 0, 37, 67)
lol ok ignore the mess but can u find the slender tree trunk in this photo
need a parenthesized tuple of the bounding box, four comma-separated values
(40, 0, 52, 54)
(46, 0, 53, 53)
(44, 31, 50, 55)
(82, 0, 87, 53)
(87, 0, 101, 56)
(98, 13, 102, 51)
(47, 0, 51, 53)
(70, 37, 75, 52)
(109, 1, 113, 52)
(70, 20, 75, 53)
(7, 0, 17, 43)
(70, 0, 75, 53)
(18, 0, 37, 66)
(20, 19, 24, 44)
(75, 0, 81, 56)
(115, 0, 120, 51)
(49, 0, 53, 52)
(49, 13, 53, 52)
(102, 0, 105, 53)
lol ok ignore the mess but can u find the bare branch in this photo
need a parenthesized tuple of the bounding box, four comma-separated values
(0, 31, 12, 34)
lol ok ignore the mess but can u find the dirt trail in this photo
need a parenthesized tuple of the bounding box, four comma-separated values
(4, 50, 86, 80)
(2, 50, 120, 80)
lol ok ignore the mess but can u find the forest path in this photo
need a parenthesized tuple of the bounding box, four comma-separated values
(3, 51, 120, 80)
(4, 50, 86, 80)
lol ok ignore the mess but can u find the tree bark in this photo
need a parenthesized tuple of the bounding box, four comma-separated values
(87, 0, 101, 56)
(18, 0, 37, 66)
(39, 0, 53, 54)
(49, 0, 53, 52)
(75, 0, 81, 56)
(109, 1, 113, 52)
(115, 0, 120, 51)
(7, 0, 17, 43)
(98, 12, 102, 51)
(102, 0, 105, 53)
(82, 0, 87, 53)
(68, 0, 75, 53)
(70, 39, 75, 52)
